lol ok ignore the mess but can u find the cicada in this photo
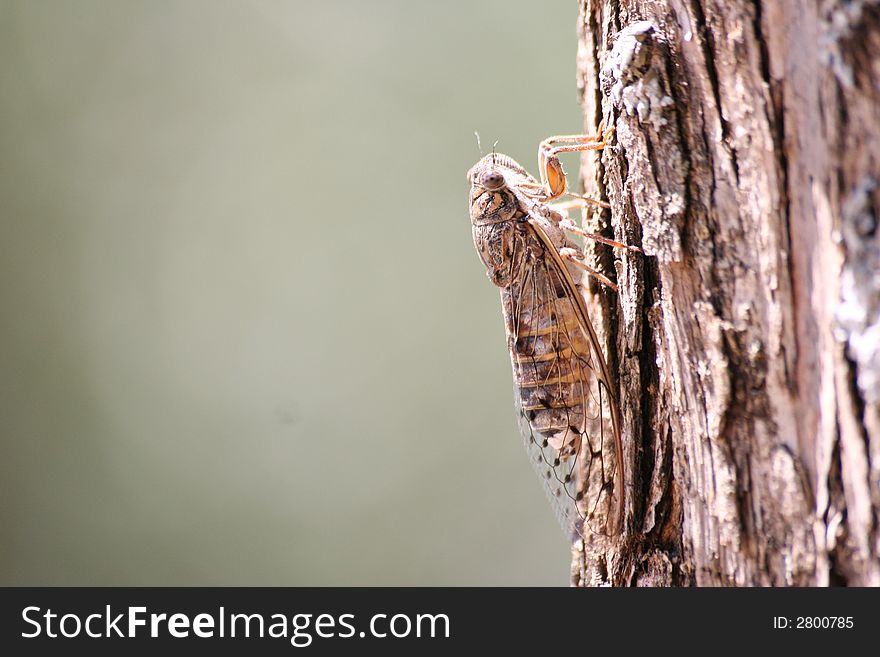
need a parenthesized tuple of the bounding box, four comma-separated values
(467, 130, 632, 538)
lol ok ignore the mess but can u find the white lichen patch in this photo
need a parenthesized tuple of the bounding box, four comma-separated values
(664, 192, 685, 219)
(820, 0, 875, 88)
(834, 177, 880, 403)
(602, 21, 673, 129)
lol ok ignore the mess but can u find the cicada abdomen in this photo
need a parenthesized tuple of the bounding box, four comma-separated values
(468, 147, 623, 538)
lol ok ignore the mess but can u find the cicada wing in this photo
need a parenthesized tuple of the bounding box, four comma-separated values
(510, 219, 624, 538)
(516, 390, 581, 538)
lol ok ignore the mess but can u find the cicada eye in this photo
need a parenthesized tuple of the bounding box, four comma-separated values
(480, 170, 506, 191)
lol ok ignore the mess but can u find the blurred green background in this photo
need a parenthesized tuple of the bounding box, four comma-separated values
(1, 0, 585, 585)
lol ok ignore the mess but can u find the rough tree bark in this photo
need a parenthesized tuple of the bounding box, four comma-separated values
(573, 0, 880, 586)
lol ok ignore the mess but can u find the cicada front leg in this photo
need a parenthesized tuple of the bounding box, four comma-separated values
(539, 123, 616, 199)
(518, 125, 615, 201)
(538, 131, 613, 200)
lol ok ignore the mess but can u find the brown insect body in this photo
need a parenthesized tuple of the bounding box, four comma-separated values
(468, 151, 623, 538)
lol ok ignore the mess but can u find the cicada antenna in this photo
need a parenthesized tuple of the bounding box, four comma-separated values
(492, 140, 499, 165)
(474, 131, 483, 156)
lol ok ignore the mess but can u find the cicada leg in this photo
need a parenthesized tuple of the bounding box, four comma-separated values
(550, 196, 609, 210)
(537, 126, 616, 201)
(560, 219, 643, 253)
(550, 199, 642, 253)
(559, 247, 619, 292)
(517, 125, 616, 201)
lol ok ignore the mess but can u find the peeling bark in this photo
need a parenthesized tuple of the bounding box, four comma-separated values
(573, 0, 880, 586)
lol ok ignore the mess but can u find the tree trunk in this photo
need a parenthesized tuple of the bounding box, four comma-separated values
(573, 0, 880, 586)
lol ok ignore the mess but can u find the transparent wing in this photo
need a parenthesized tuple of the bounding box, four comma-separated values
(517, 392, 580, 536)
(508, 220, 623, 539)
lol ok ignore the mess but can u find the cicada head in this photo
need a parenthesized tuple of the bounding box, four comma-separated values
(467, 153, 532, 226)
